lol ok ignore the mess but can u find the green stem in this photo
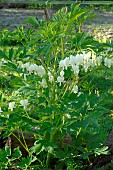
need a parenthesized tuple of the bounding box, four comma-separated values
(46, 128, 56, 167)
(21, 129, 29, 152)
(61, 37, 64, 59)
(48, 83, 56, 106)
(11, 132, 30, 154)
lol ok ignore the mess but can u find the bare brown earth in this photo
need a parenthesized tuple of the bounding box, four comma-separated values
(0, 8, 113, 39)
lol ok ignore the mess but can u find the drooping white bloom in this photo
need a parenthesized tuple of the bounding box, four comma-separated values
(72, 65, 79, 75)
(77, 92, 83, 97)
(83, 65, 88, 72)
(59, 57, 70, 70)
(83, 62, 90, 72)
(104, 58, 111, 68)
(83, 52, 92, 63)
(24, 74, 27, 81)
(24, 63, 46, 76)
(63, 57, 70, 70)
(27, 64, 36, 74)
(33, 64, 39, 75)
(60, 70, 64, 77)
(96, 56, 102, 66)
(37, 65, 46, 77)
(83, 58, 94, 72)
(8, 102, 15, 111)
(72, 85, 78, 94)
(21, 63, 30, 71)
(21, 64, 26, 71)
(48, 72, 54, 82)
(57, 76, 64, 86)
(0, 61, 2, 67)
(69, 55, 76, 66)
(59, 60, 65, 69)
(91, 53, 97, 65)
(23, 62, 30, 69)
(66, 114, 71, 118)
(39, 79, 48, 88)
(20, 99, 28, 109)
(0, 107, 3, 113)
(74, 54, 84, 65)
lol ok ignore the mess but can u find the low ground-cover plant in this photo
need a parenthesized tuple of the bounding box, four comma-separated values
(0, 26, 33, 46)
(0, 4, 113, 170)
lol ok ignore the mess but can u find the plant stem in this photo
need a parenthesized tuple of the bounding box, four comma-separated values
(46, 128, 56, 167)
(61, 37, 64, 59)
(11, 132, 30, 154)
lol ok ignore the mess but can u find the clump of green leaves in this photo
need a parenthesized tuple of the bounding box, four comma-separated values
(0, 27, 33, 46)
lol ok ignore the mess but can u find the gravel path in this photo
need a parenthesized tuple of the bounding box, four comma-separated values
(0, 8, 113, 39)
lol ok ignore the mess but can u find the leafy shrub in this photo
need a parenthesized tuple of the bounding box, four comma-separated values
(0, 4, 113, 170)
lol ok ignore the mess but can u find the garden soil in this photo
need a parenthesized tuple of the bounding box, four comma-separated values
(0, 8, 113, 39)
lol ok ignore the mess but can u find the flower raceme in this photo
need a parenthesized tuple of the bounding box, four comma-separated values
(18, 53, 112, 79)
(27, 64, 46, 77)
(17, 52, 112, 93)
(1, 52, 112, 115)
(18, 63, 46, 77)
(56, 52, 112, 92)
(59, 53, 112, 71)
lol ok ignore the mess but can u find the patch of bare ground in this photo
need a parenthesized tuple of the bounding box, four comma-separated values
(0, 8, 113, 39)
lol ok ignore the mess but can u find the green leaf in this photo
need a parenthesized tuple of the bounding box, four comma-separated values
(9, 48, 14, 60)
(55, 150, 66, 158)
(15, 86, 36, 94)
(2, 131, 11, 139)
(0, 50, 9, 60)
(48, 22, 58, 29)
(0, 149, 7, 163)
(47, 146, 54, 155)
(94, 146, 110, 155)
(5, 146, 11, 156)
(12, 147, 22, 158)
(81, 151, 93, 159)
(0, 92, 2, 100)
(30, 143, 42, 155)
(17, 155, 36, 168)
(5, 62, 17, 70)
(69, 11, 85, 24)
(24, 16, 39, 26)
